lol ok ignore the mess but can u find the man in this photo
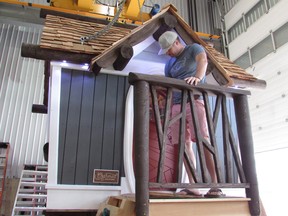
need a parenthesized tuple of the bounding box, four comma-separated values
(158, 31, 224, 198)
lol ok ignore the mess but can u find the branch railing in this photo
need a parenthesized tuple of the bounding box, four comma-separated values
(128, 72, 260, 216)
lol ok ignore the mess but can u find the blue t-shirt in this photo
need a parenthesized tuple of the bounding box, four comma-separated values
(165, 43, 206, 104)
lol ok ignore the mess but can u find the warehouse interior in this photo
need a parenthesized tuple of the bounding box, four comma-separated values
(0, 0, 288, 215)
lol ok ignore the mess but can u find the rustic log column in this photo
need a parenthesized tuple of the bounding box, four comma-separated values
(21, 43, 94, 64)
(113, 44, 134, 71)
(153, 14, 177, 41)
(234, 94, 260, 216)
(91, 62, 101, 75)
(134, 80, 150, 216)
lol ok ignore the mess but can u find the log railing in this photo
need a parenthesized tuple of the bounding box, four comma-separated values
(128, 72, 260, 216)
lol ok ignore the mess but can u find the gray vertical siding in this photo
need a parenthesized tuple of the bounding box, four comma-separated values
(58, 69, 129, 185)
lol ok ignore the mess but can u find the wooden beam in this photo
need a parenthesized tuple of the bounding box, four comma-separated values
(211, 68, 229, 86)
(232, 77, 267, 89)
(91, 63, 101, 75)
(44, 61, 50, 106)
(32, 104, 47, 114)
(128, 73, 251, 96)
(113, 44, 134, 71)
(152, 13, 178, 41)
(21, 43, 94, 64)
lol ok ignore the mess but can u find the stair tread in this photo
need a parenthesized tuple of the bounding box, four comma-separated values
(22, 170, 48, 175)
(14, 206, 46, 210)
(149, 197, 251, 203)
(16, 200, 46, 205)
(20, 181, 47, 186)
(17, 194, 47, 198)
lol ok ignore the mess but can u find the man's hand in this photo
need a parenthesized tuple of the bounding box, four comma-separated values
(184, 76, 201, 85)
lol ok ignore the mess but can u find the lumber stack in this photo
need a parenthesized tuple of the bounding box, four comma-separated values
(40, 15, 132, 55)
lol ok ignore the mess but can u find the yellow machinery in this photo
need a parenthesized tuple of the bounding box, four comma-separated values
(50, 0, 152, 22)
(0, 0, 219, 39)
(0, 0, 159, 24)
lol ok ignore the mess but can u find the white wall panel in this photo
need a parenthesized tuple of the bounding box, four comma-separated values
(227, 3, 288, 213)
(228, 0, 288, 61)
(223, 0, 240, 14)
(225, 0, 261, 30)
(246, 42, 288, 153)
(0, 20, 48, 177)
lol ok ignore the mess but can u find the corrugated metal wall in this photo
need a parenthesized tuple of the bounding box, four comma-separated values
(223, 0, 240, 13)
(0, 20, 47, 178)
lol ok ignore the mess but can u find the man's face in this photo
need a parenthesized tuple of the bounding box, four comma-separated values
(166, 40, 180, 57)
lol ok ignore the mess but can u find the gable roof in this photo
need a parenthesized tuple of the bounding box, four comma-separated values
(24, 4, 266, 89)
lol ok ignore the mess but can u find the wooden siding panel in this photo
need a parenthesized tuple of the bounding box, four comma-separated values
(58, 70, 72, 184)
(101, 75, 118, 170)
(61, 71, 84, 184)
(88, 74, 107, 184)
(113, 77, 126, 174)
(58, 69, 129, 185)
(75, 73, 95, 184)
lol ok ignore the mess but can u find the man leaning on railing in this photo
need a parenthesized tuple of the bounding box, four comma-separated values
(157, 31, 225, 198)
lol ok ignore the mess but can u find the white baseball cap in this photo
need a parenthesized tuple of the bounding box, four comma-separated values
(158, 31, 178, 55)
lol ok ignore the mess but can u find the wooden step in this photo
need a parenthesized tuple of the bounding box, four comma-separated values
(97, 194, 251, 216)
(149, 197, 251, 216)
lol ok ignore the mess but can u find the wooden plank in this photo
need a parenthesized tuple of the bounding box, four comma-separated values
(101, 75, 118, 169)
(202, 92, 223, 183)
(21, 44, 94, 64)
(128, 73, 251, 98)
(57, 69, 72, 183)
(149, 182, 250, 188)
(88, 74, 107, 183)
(222, 97, 233, 183)
(149, 198, 251, 216)
(61, 70, 84, 184)
(41, 14, 132, 55)
(113, 76, 129, 175)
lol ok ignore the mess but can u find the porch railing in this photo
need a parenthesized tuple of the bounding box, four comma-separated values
(128, 72, 260, 216)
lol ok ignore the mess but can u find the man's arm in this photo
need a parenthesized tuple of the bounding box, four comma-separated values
(184, 52, 208, 85)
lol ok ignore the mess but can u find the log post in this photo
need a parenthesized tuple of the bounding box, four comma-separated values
(91, 63, 101, 75)
(44, 60, 50, 106)
(133, 80, 150, 216)
(153, 14, 178, 41)
(31, 61, 50, 114)
(113, 44, 134, 71)
(21, 43, 94, 64)
(234, 94, 260, 216)
(32, 105, 47, 114)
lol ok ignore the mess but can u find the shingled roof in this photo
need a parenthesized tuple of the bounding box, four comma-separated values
(22, 4, 266, 89)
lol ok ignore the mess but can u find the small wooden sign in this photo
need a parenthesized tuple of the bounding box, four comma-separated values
(93, 169, 119, 184)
